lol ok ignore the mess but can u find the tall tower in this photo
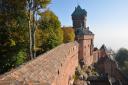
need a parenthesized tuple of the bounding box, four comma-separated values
(72, 5, 87, 30)
(72, 5, 94, 66)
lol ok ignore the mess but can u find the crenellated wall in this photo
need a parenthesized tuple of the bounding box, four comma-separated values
(0, 42, 79, 85)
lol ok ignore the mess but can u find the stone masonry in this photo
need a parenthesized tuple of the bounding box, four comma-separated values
(0, 42, 79, 85)
(1, 5, 123, 85)
(0, 5, 96, 85)
(72, 5, 94, 66)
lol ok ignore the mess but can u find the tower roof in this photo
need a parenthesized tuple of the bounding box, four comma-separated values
(72, 5, 87, 16)
(76, 27, 94, 35)
(100, 44, 107, 51)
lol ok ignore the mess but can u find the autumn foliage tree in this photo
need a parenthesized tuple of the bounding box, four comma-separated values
(62, 27, 75, 43)
(36, 10, 63, 54)
(27, 0, 51, 58)
(0, 0, 65, 74)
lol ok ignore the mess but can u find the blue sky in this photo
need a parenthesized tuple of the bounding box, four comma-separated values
(48, 0, 128, 51)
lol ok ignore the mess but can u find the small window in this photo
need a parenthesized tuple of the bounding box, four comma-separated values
(58, 70, 59, 75)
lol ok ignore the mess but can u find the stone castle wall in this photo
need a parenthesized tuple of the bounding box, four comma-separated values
(0, 42, 79, 85)
(77, 35, 94, 66)
(93, 50, 100, 63)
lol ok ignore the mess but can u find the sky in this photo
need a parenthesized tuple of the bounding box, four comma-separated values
(48, 0, 128, 51)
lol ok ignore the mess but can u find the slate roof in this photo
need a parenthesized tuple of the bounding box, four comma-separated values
(76, 26, 94, 35)
(72, 5, 87, 16)
(100, 44, 107, 51)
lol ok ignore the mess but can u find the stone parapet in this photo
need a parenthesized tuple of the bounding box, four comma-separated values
(0, 42, 79, 85)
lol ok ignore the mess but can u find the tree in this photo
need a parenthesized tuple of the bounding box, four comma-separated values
(0, 0, 28, 74)
(27, 0, 51, 58)
(62, 27, 75, 43)
(115, 48, 128, 75)
(0, 0, 52, 73)
(36, 10, 63, 53)
(115, 48, 128, 66)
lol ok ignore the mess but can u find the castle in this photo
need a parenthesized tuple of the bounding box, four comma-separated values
(0, 5, 128, 85)
(72, 5, 94, 66)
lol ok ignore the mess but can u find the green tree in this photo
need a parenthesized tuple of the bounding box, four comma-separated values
(0, 0, 28, 74)
(0, 0, 53, 74)
(36, 10, 63, 53)
(27, 0, 51, 58)
(115, 48, 128, 66)
(115, 48, 128, 75)
(62, 27, 75, 43)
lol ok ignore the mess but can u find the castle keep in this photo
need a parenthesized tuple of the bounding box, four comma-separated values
(72, 5, 94, 65)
